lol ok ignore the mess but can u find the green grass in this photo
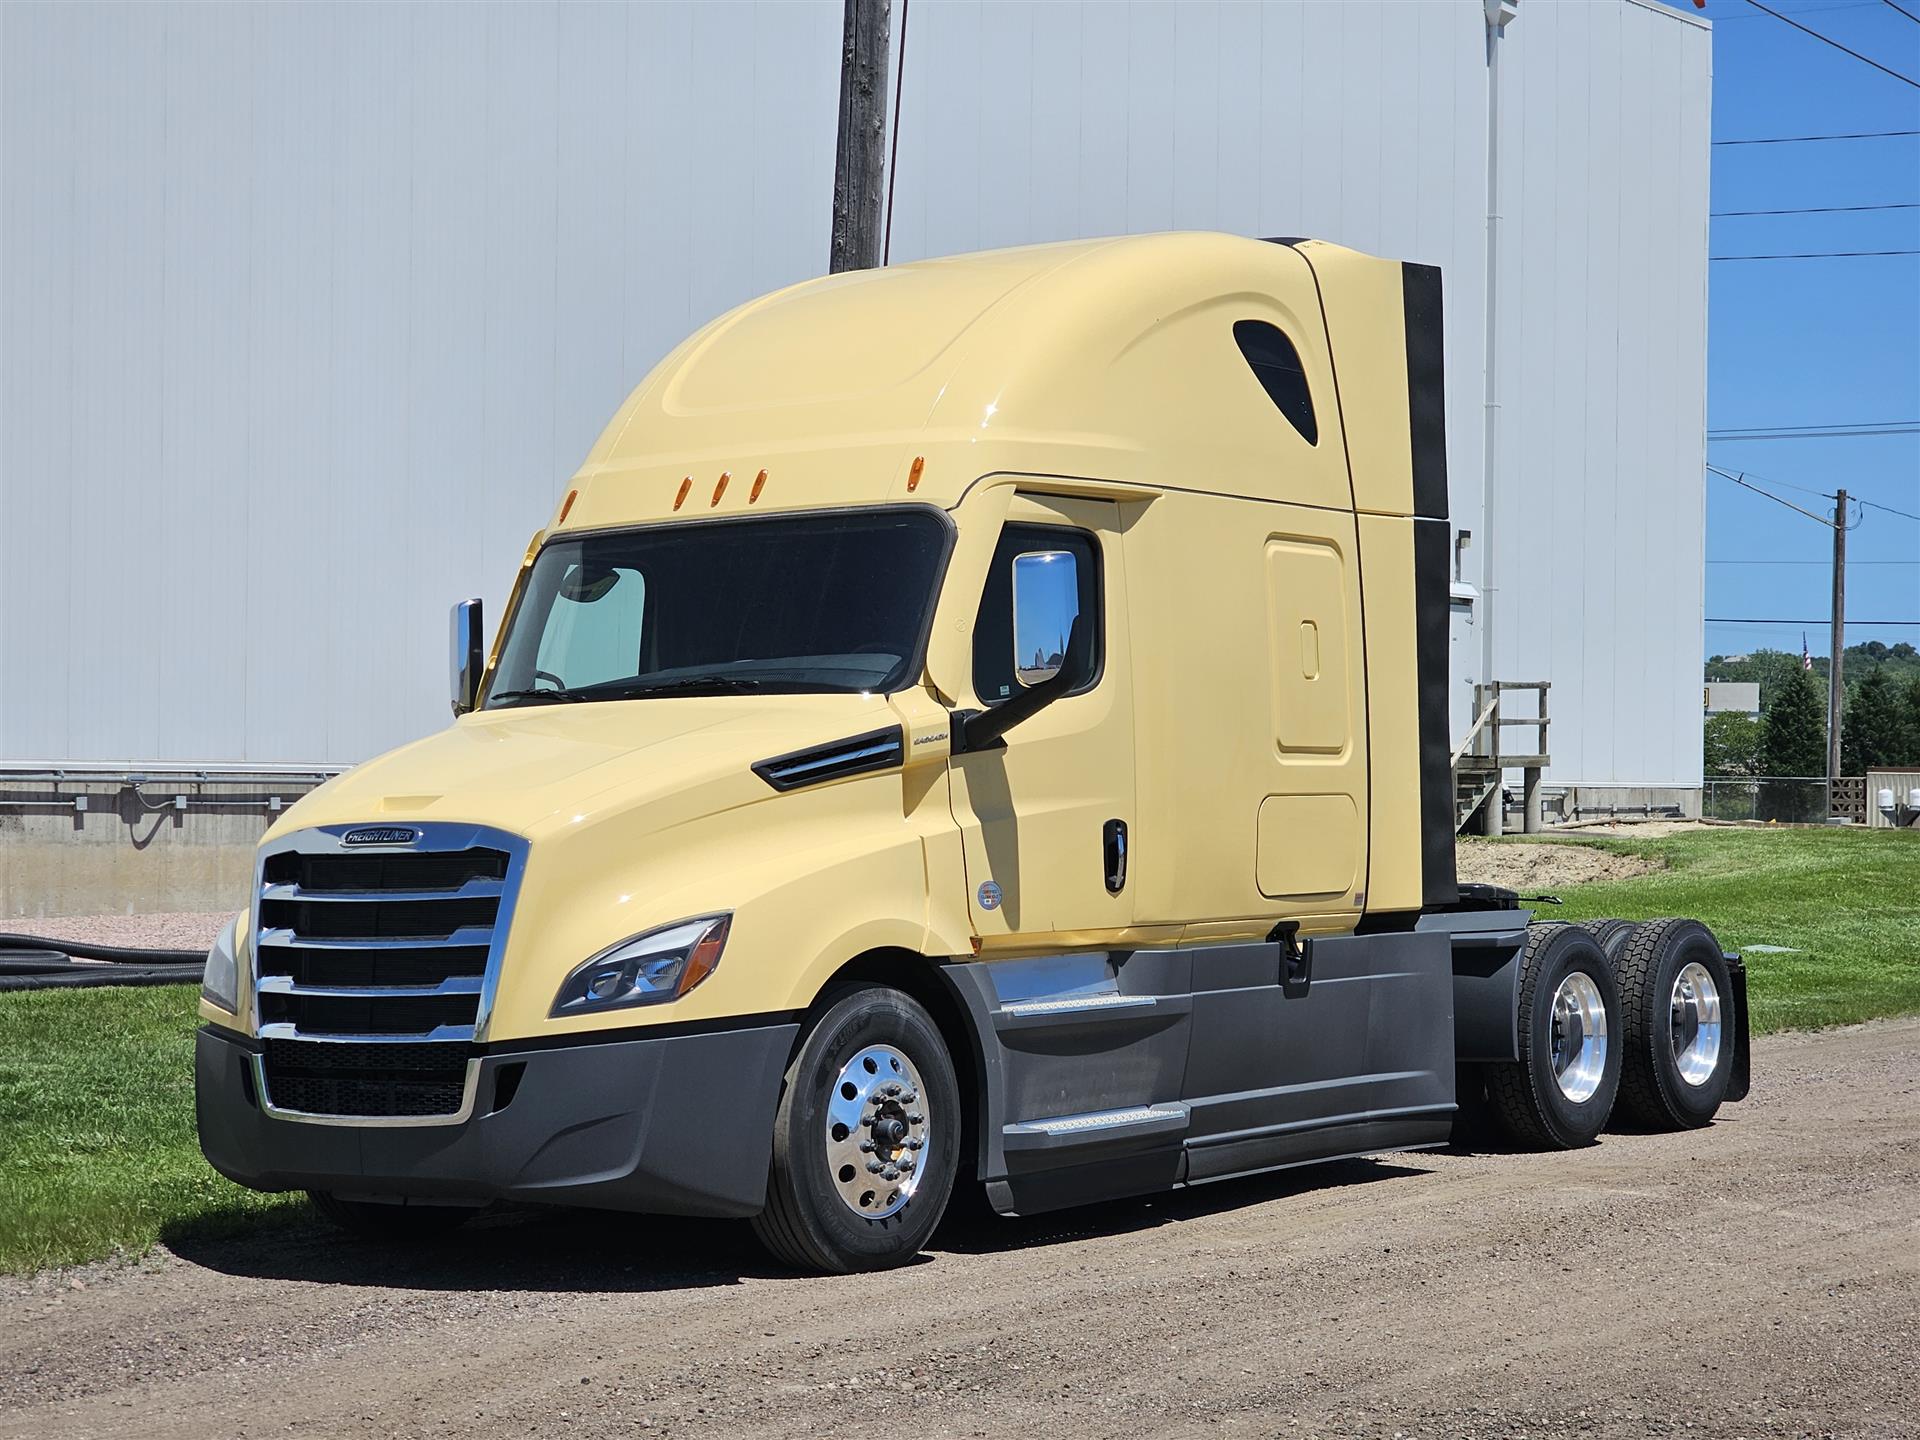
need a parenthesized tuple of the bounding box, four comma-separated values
(1495, 826, 1920, 1033)
(0, 825, 1913, 1273)
(0, 985, 302, 1273)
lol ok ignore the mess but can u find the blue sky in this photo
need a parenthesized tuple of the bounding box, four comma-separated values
(1701, 0, 1920, 660)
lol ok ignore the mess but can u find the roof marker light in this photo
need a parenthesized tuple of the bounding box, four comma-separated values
(750, 468, 768, 503)
(712, 471, 730, 506)
(907, 455, 925, 492)
(557, 488, 578, 524)
(673, 476, 692, 511)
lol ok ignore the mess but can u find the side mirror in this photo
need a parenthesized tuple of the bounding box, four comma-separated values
(1011, 549, 1078, 687)
(450, 598, 484, 716)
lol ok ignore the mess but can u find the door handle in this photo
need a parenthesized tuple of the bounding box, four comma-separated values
(1103, 819, 1128, 894)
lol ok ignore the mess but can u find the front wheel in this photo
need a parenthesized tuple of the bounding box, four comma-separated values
(752, 985, 960, 1273)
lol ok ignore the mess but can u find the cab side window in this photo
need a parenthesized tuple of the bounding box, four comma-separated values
(972, 524, 1102, 706)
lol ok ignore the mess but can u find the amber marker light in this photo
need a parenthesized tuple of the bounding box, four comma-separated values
(907, 455, 925, 492)
(556, 488, 578, 524)
(712, 470, 730, 506)
(679, 914, 731, 995)
(673, 476, 692, 510)
(749, 468, 768, 503)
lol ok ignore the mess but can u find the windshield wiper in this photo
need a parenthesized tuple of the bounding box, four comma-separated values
(487, 687, 592, 707)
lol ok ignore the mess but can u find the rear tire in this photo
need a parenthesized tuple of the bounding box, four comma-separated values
(307, 1191, 477, 1241)
(1486, 923, 1622, 1149)
(1578, 917, 1636, 961)
(752, 985, 960, 1273)
(1612, 918, 1735, 1130)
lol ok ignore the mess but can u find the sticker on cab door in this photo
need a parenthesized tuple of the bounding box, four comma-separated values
(977, 880, 1002, 911)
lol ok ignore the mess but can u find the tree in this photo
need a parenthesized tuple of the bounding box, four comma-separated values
(1842, 665, 1907, 775)
(1761, 666, 1826, 778)
(1703, 711, 1762, 777)
(1900, 673, 1920, 769)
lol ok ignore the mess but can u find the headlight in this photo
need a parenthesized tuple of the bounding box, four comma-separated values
(202, 913, 242, 1013)
(550, 914, 731, 1017)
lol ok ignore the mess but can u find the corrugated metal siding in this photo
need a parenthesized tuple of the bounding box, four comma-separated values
(884, 0, 1491, 542)
(1, 0, 1708, 785)
(1489, 0, 1711, 787)
(0, 0, 842, 765)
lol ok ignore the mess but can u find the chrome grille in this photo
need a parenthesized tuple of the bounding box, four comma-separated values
(252, 825, 524, 1123)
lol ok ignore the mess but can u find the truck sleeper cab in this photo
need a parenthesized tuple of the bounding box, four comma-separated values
(196, 233, 1749, 1272)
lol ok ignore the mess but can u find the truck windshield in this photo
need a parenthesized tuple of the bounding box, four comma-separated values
(486, 508, 951, 706)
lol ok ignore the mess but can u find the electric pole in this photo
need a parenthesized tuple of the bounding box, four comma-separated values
(1828, 488, 1847, 793)
(829, 0, 891, 274)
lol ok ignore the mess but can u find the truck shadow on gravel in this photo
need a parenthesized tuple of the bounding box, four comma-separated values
(163, 1157, 1431, 1292)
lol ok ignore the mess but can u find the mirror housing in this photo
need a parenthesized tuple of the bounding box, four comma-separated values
(956, 614, 1089, 754)
(450, 598, 484, 716)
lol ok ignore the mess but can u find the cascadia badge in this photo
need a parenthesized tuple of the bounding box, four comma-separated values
(341, 826, 420, 847)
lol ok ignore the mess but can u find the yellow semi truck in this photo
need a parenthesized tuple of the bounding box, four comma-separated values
(196, 233, 1748, 1272)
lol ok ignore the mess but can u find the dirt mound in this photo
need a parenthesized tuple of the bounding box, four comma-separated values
(1455, 839, 1662, 890)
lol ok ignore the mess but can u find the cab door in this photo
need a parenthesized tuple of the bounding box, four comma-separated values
(948, 495, 1136, 947)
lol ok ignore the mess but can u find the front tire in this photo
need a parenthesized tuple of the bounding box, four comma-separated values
(752, 985, 960, 1273)
(1486, 923, 1623, 1149)
(1612, 918, 1735, 1129)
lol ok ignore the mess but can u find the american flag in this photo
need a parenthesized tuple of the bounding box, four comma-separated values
(1802, 634, 1813, 672)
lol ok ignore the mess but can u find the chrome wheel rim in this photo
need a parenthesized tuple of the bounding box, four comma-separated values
(1670, 961, 1723, 1087)
(824, 1044, 930, 1219)
(1549, 971, 1609, 1103)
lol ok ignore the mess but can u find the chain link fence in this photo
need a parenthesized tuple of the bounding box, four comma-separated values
(1702, 777, 1831, 824)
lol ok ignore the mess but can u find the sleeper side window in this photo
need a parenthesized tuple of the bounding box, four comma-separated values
(971, 524, 1102, 706)
(1233, 319, 1318, 445)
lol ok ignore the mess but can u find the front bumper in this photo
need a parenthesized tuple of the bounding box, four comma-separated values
(195, 1019, 799, 1218)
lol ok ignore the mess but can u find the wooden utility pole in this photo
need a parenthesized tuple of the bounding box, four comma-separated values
(830, 0, 891, 273)
(1828, 488, 1848, 792)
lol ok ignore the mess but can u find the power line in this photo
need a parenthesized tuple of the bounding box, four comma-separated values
(1882, 0, 1920, 24)
(1713, 128, 1920, 145)
(1708, 617, 1920, 625)
(1710, 248, 1920, 259)
(1859, 497, 1920, 521)
(1737, 0, 1920, 87)
(1711, 201, 1919, 215)
(1708, 465, 1840, 525)
(1710, 422, 1920, 440)
(1708, 558, 1920, 564)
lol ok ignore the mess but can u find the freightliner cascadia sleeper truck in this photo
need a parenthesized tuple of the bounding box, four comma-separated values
(197, 233, 1748, 1272)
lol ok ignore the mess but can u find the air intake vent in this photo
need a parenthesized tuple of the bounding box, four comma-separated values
(752, 726, 905, 792)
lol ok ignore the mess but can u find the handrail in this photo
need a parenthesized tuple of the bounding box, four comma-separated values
(1452, 700, 1499, 766)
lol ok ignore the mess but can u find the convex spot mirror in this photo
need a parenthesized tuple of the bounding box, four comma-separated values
(1012, 549, 1080, 688)
(450, 598, 484, 716)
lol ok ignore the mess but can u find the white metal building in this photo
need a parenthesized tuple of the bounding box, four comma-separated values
(0, 0, 1710, 805)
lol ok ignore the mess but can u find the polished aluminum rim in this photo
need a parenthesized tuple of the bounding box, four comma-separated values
(1549, 971, 1609, 1103)
(824, 1044, 930, 1218)
(1670, 961, 1724, 1086)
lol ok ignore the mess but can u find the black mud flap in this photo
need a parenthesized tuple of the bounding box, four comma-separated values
(1724, 954, 1752, 1103)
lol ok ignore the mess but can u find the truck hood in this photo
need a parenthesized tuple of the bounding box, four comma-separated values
(272, 694, 906, 840)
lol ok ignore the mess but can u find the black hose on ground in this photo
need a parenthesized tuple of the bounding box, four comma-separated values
(0, 932, 204, 964)
(0, 932, 206, 991)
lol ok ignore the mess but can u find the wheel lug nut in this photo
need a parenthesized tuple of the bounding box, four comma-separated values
(885, 1083, 902, 1096)
(882, 1167, 899, 1181)
(907, 1113, 923, 1124)
(867, 1161, 884, 1174)
(907, 1137, 923, 1150)
(859, 1140, 874, 1152)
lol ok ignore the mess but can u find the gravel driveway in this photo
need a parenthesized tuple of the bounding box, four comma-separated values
(2, 1020, 1915, 1439)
